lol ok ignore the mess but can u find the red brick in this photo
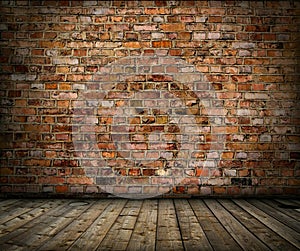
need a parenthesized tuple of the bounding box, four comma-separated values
(196, 168, 209, 177)
(144, 8, 170, 15)
(1, 1, 299, 198)
(173, 186, 185, 194)
(212, 126, 239, 134)
(128, 168, 141, 176)
(152, 41, 172, 48)
(177, 32, 191, 40)
(228, 187, 241, 196)
(213, 187, 227, 195)
(259, 75, 284, 83)
(239, 169, 251, 177)
(231, 75, 252, 83)
(55, 185, 68, 193)
(40, 41, 65, 48)
(221, 152, 234, 159)
(123, 42, 142, 48)
(0, 167, 14, 175)
(45, 83, 58, 89)
(39, 177, 65, 184)
(160, 23, 185, 31)
(67, 177, 93, 185)
(102, 151, 116, 158)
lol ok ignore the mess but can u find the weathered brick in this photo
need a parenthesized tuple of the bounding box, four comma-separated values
(67, 177, 93, 185)
(232, 42, 255, 49)
(39, 177, 65, 184)
(55, 185, 68, 193)
(207, 32, 221, 39)
(133, 24, 157, 31)
(144, 8, 170, 15)
(40, 41, 65, 48)
(160, 23, 185, 32)
(1, 0, 298, 198)
(53, 57, 79, 65)
(245, 93, 269, 100)
(152, 41, 172, 48)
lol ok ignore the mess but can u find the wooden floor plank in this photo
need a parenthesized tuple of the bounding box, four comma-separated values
(174, 199, 213, 251)
(0, 243, 24, 251)
(273, 199, 300, 219)
(205, 199, 270, 251)
(0, 199, 298, 251)
(37, 200, 110, 250)
(189, 199, 242, 251)
(0, 200, 66, 237)
(21, 200, 69, 228)
(234, 199, 300, 250)
(0, 200, 45, 225)
(219, 199, 298, 251)
(8, 200, 92, 249)
(97, 200, 142, 251)
(248, 199, 300, 233)
(0, 200, 68, 245)
(0, 199, 20, 211)
(252, 199, 300, 232)
(288, 199, 300, 213)
(69, 199, 127, 251)
(275, 199, 300, 206)
(156, 199, 184, 251)
(126, 199, 158, 251)
(289, 199, 300, 206)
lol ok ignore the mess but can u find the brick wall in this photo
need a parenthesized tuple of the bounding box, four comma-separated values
(0, 0, 299, 198)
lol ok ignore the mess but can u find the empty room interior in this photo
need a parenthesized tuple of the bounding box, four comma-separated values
(0, 0, 299, 250)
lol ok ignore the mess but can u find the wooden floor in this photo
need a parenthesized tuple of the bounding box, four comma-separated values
(0, 198, 299, 251)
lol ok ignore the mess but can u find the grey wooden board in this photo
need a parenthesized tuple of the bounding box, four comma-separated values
(189, 199, 242, 251)
(37, 200, 109, 250)
(234, 199, 300, 249)
(8, 200, 93, 249)
(70, 199, 126, 251)
(126, 199, 158, 251)
(0, 199, 20, 210)
(219, 199, 298, 251)
(0, 199, 299, 251)
(273, 199, 300, 219)
(156, 199, 184, 251)
(0, 200, 65, 237)
(174, 199, 213, 251)
(287, 199, 300, 213)
(204, 199, 270, 251)
(0, 243, 24, 251)
(248, 199, 300, 232)
(97, 200, 142, 251)
(289, 199, 300, 205)
(0, 200, 46, 225)
(0, 200, 68, 245)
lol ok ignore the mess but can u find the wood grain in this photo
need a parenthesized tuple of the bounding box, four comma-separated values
(0, 199, 298, 251)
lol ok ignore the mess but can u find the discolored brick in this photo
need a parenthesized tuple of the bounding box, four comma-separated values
(1, 0, 298, 198)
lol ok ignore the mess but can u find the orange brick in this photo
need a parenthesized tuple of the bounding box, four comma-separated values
(196, 168, 209, 177)
(55, 185, 68, 193)
(123, 42, 142, 48)
(160, 23, 185, 31)
(67, 177, 93, 185)
(213, 187, 227, 195)
(152, 41, 172, 48)
(40, 41, 65, 48)
(221, 152, 234, 159)
(39, 177, 65, 184)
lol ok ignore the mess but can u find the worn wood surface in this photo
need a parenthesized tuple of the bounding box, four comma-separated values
(0, 199, 299, 251)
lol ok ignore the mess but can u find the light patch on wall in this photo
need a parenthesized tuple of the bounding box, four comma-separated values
(71, 54, 227, 199)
